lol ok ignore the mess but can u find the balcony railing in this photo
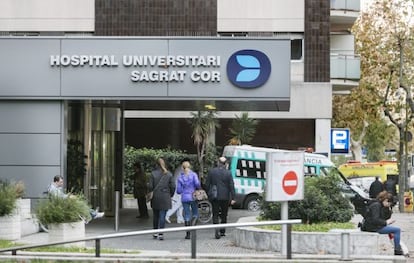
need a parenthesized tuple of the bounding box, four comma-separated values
(331, 53, 360, 80)
(331, 0, 360, 11)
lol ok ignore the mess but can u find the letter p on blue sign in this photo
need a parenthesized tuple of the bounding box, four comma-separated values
(331, 128, 350, 154)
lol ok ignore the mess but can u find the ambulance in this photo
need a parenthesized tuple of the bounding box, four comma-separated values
(338, 161, 399, 191)
(222, 145, 342, 211)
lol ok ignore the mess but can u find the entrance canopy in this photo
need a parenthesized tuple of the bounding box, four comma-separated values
(0, 37, 290, 111)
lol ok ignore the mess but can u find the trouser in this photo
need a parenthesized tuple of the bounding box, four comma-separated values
(378, 225, 401, 250)
(137, 196, 148, 216)
(166, 192, 184, 221)
(89, 209, 96, 218)
(153, 209, 167, 230)
(212, 200, 230, 234)
(182, 200, 199, 222)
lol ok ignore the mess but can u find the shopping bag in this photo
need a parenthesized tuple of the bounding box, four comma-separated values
(193, 189, 208, 201)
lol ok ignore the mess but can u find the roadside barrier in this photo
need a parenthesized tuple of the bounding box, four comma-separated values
(0, 219, 301, 260)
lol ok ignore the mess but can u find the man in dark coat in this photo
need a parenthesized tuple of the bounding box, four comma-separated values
(369, 176, 384, 199)
(133, 161, 149, 218)
(205, 157, 236, 239)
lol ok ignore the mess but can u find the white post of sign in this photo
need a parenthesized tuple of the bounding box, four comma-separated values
(265, 151, 304, 256)
(281, 201, 288, 256)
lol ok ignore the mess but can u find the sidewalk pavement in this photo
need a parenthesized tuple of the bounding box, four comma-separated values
(18, 208, 271, 255)
(14, 208, 414, 262)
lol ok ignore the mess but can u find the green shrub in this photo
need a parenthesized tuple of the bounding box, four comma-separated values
(0, 183, 16, 217)
(0, 181, 25, 217)
(123, 146, 198, 194)
(260, 174, 353, 224)
(67, 139, 87, 194)
(36, 195, 91, 225)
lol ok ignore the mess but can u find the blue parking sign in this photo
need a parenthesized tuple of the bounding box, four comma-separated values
(331, 128, 350, 154)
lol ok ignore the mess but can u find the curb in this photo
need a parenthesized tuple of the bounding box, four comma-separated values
(0, 251, 406, 263)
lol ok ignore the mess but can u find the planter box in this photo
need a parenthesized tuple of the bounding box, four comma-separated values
(123, 197, 137, 208)
(15, 198, 39, 237)
(48, 221, 85, 247)
(232, 216, 393, 255)
(0, 213, 21, 240)
(16, 198, 31, 220)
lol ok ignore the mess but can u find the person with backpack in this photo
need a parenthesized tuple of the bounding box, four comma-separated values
(361, 191, 403, 255)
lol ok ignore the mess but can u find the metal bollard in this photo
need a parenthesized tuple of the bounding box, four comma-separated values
(340, 232, 351, 261)
(115, 191, 119, 232)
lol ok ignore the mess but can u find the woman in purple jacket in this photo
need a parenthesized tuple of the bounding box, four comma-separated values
(176, 161, 201, 239)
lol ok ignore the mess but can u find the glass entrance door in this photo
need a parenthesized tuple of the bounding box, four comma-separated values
(88, 106, 120, 216)
(90, 128, 115, 215)
(68, 102, 121, 216)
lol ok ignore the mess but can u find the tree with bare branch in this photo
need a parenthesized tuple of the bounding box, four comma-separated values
(352, 0, 414, 211)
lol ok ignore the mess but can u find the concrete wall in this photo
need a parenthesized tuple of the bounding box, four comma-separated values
(0, 101, 64, 198)
(217, 0, 304, 32)
(0, 0, 94, 31)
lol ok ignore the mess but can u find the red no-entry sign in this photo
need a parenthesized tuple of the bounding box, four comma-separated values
(265, 151, 304, 201)
(282, 171, 298, 195)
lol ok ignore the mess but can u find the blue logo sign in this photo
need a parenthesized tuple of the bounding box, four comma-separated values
(226, 49, 271, 89)
(331, 128, 350, 154)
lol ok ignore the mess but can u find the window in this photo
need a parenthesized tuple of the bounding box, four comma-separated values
(235, 159, 266, 179)
(218, 32, 303, 60)
(304, 165, 317, 176)
(291, 39, 303, 60)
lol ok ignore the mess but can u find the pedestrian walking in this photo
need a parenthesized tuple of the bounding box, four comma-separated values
(133, 161, 149, 219)
(176, 160, 201, 239)
(148, 158, 175, 240)
(165, 158, 189, 224)
(205, 157, 236, 239)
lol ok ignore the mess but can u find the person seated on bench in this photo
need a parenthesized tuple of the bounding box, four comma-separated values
(361, 191, 403, 255)
(48, 175, 104, 221)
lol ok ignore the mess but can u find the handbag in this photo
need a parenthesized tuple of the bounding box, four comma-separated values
(146, 174, 167, 202)
(208, 185, 218, 201)
(193, 189, 208, 201)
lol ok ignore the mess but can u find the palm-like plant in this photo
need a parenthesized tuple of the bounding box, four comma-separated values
(229, 112, 258, 145)
(189, 110, 219, 180)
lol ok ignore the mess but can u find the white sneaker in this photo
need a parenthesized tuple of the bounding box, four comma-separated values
(165, 217, 171, 223)
(79, 215, 90, 224)
(177, 219, 185, 224)
(94, 212, 105, 219)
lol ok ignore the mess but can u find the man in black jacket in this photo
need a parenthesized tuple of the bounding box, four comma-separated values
(383, 178, 397, 206)
(205, 157, 236, 239)
(369, 176, 384, 198)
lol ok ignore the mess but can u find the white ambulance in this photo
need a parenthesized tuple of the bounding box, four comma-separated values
(222, 145, 340, 211)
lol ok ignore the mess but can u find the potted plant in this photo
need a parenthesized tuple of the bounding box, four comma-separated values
(0, 180, 25, 240)
(36, 195, 91, 247)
